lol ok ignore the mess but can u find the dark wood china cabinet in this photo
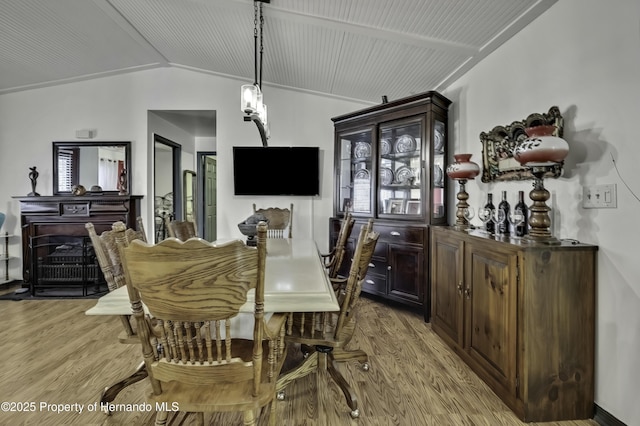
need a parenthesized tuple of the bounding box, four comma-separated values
(330, 91, 451, 321)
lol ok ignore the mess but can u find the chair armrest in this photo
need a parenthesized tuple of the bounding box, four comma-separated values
(264, 312, 288, 340)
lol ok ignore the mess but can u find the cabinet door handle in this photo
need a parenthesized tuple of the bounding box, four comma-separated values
(365, 279, 375, 285)
(457, 281, 463, 295)
(387, 265, 392, 271)
(390, 231, 401, 236)
(368, 263, 375, 268)
(464, 287, 472, 299)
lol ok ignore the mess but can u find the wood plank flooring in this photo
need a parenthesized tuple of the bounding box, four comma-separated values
(0, 292, 599, 425)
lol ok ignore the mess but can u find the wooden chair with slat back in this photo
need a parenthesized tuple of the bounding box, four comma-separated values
(164, 217, 198, 241)
(86, 217, 147, 344)
(115, 221, 287, 426)
(320, 212, 355, 279)
(252, 203, 293, 238)
(277, 219, 379, 419)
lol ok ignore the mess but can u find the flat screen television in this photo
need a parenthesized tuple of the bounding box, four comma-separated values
(233, 146, 320, 196)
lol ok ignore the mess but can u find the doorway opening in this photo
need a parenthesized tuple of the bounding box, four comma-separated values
(154, 134, 182, 242)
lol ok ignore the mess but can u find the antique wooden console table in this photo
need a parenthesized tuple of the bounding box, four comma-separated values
(13, 195, 143, 293)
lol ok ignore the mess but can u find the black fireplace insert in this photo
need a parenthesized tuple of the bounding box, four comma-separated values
(29, 234, 106, 297)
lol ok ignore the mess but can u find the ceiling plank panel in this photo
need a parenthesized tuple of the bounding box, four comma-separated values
(0, 0, 557, 101)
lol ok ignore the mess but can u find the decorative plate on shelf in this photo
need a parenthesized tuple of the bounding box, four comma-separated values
(379, 167, 394, 185)
(395, 166, 414, 184)
(354, 168, 370, 180)
(394, 134, 417, 153)
(433, 164, 444, 186)
(354, 141, 371, 158)
(434, 122, 445, 152)
(380, 138, 392, 156)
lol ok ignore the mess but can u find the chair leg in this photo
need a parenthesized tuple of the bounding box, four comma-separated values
(332, 347, 369, 370)
(100, 361, 148, 413)
(327, 353, 360, 418)
(243, 409, 256, 426)
(155, 410, 169, 426)
(276, 351, 319, 393)
(268, 400, 277, 426)
(194, 412, 204, 426)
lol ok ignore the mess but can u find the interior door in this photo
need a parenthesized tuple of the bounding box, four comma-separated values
(198, 153, 217, 241)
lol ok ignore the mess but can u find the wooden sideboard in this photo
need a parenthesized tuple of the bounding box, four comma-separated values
(14, 195, 143, 284)
(430, 226, 597, 422)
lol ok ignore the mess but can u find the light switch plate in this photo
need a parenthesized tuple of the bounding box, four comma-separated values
(582, 184, 617, 208)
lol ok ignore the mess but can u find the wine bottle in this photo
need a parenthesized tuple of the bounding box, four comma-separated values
(484, 193, 495, 234)
(497, 191, 510, 235)
(515, 190, 529, 237)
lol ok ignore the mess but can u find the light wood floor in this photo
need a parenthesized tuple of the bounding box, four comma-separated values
(0, 288, 599, 425)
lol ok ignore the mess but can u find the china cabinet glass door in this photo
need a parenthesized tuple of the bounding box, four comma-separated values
(378, 118, 423, 218)
(432, 119, 446, 220)
(337, 128, 373, 215)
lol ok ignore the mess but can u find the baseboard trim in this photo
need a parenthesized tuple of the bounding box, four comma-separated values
(594, 404, 628, 426)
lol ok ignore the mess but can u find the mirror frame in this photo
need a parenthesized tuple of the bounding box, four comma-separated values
(52, 141, 132, 195)
(479, 106, 564, 182)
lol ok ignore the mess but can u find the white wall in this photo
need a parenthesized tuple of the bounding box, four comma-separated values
(443, 0, 640, 424)
(0, 66, 369, 281)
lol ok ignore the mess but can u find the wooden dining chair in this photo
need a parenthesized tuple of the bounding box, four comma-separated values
(252, 203, 293, 238)
(321, 212, 355, 279)
(86, 219, 151, 410)
(277, 221, 379, 418)
(116, 221, 287, 426)
(86, 217, 147, 344)
(164, 217, 198, 241)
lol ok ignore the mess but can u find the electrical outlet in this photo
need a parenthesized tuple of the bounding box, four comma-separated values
(582, 184, 617, 208)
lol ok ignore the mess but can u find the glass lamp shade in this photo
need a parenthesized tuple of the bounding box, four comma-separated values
(513, 125, 569, 167)
(446, 153, 480, 180)
(241, 84, 261, 114)
(258, 103, 268, 125)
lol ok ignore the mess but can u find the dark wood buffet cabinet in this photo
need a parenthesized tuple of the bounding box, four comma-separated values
(330, 91, 451, 321)
(430, 226, 597, 422)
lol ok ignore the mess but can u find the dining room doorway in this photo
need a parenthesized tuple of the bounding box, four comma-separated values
(154, 134, 182, 242)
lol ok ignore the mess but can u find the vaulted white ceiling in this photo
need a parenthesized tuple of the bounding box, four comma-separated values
(0, 0, 556, 103)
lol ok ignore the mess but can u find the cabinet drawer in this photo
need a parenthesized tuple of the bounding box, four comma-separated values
(362, 273, 386, 296)
(367, 256, 388, 276)
(374, 224, 425, 245)
(61, 203, 89, 216)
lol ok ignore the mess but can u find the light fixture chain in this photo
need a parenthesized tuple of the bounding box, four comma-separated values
(253, 1, 258, 37)
(253, 1, 258, 85)
(259, 1, 264, 89)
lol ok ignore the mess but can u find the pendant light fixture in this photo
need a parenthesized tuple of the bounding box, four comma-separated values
(241, 0, 270, 147)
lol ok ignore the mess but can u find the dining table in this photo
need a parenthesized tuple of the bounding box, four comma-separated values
(86, 237, 340, 406)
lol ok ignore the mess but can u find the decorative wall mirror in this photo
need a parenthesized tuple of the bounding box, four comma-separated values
(480, 106, 564, 182)
(52, 141, 131, 195)
(183, 170, 196, 224)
